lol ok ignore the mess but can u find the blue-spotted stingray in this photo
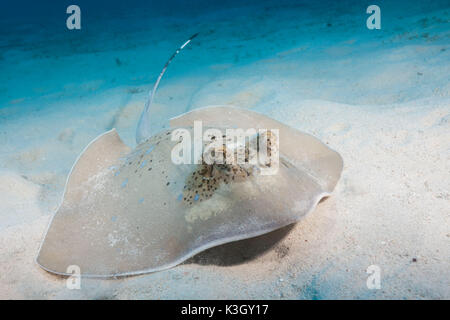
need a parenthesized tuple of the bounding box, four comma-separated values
(37, 34, 343, 277)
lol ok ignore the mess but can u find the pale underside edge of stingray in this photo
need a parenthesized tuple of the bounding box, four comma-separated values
(36, 35, 343, 278)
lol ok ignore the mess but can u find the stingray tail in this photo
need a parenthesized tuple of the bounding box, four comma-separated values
(136, 33, 199, 144)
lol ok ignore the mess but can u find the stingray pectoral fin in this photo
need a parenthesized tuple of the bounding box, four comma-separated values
(170, 106, 343, 192)
(37, 129, 131, 275)
(60, 129, 131, 202)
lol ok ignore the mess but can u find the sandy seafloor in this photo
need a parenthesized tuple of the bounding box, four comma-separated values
(0, 0, 449, 299)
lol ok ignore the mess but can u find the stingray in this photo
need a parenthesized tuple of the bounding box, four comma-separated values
(37, 34, 343, 277)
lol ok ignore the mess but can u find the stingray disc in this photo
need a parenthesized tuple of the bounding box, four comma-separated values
(37, 106, 343, 277)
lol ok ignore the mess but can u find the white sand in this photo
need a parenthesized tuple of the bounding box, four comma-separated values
(0, 2, 449, 299)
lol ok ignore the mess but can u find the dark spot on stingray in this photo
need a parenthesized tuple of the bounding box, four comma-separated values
(166, 182, 170, 186)
(148, 167, 152, 171)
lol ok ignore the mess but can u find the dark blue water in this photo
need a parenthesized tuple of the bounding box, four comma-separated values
(1, 0, 449, 110)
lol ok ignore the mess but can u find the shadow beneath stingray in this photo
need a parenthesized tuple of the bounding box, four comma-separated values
(184, 224, 296, 267)
(318, 195, 329, 204)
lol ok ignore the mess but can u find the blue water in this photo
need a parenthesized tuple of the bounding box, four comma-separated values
(1, 0, 449, 114)
(0, 0, 448, 165)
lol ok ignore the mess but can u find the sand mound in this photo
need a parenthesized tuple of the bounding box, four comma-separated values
(0, 171, 45, 231)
